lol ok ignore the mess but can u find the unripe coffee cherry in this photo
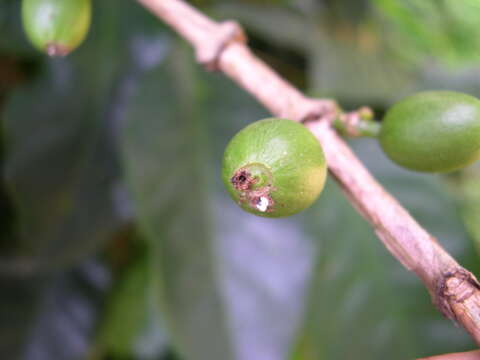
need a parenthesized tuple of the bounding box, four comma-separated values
(380, 91, 480, 172)
(222, 118, 327, 218)
(22, 0, 91, 56)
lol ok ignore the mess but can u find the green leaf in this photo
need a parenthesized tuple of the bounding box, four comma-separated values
(0, 0, 37, 56)
(96, 241, 168, 360)
(3, 62, 121, 267)
(121, 41, 317, 360)
(460, 177, 480, 251)
(0, 2, 129, 353)
(23, 259, 109, 360)
(1, 0, 149, 268)
(0, 270, 48, 358)
(0, 3, 169, 358)
(0, 258, 108, 360)
(121, 44, 235, 360)
(372, 0, 480, 67)
(448, 165, 480, 256)
(212, 195, 317, 360)
(293, 139, 476, 359)
(292, 179, 415, 360)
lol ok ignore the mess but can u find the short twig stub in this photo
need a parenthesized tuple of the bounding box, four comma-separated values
(197, 20, 247, 71)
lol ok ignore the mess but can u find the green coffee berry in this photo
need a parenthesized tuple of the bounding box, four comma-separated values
(222, 118, 327, 218)
(379, 91, 480, 173)
(22, 0, 91, 56)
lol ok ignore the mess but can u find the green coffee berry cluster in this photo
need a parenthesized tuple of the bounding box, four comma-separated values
(222, 91, 480, 218)
(22, 0, 91, 56)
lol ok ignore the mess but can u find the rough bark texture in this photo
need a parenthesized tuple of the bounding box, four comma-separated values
(137, 0, 480, 346)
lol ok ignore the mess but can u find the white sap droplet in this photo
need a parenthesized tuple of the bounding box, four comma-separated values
(256, 197, 269, 212)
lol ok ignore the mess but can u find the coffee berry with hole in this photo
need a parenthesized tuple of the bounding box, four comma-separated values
(222, 118, 327, 218)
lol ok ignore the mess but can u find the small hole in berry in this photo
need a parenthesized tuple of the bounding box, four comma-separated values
(231, 170, 255, 191)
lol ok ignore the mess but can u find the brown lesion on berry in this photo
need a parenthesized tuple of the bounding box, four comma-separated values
(231, 169, 257, 191)
(231, 168, 275, 213)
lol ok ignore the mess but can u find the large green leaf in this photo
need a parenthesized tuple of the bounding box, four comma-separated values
(22, 258, 109, 360)
(293, 139, 477, 359)
(292, 178, 415, 360)
(211, 195, 317, 360)
(2, 0, 129, 269)
(121, 44, 234, 360)
(0, 2, 169, 358)
(0, 270, 47, 359)
(0, 0, 36, 56)
(372, 0, 480, 67)
(204, 70, 316, 360)
(213, 2, 414, 104)
(96, 240, 169, 360)
(121, 40, 319, 359)
(0, 1, 127, 356)
(448, 164, 480, 256)
(2, 0, 165, 267)
(214, 1, 480, 105)
(0, 257, 108, 360)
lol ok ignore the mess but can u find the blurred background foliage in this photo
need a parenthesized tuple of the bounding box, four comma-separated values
(1, 0, 480, 359)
